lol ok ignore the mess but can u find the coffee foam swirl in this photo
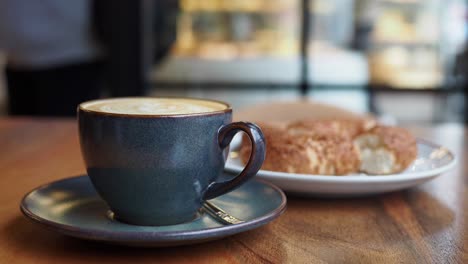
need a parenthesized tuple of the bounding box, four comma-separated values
(81, 98, 227, 115)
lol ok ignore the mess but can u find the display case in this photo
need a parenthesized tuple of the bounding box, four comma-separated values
(151, 0, 367, 86)
(152, 0, 300, 85)
(150, 0, 467, 120)
(362, 0, 467, 90)
(365, 0, 441, 89)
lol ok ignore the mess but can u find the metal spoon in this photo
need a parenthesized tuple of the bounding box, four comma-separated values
(202, 201, 244, 225)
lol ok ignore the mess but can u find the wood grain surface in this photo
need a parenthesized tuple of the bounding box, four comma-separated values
(0, 118, 466, 264)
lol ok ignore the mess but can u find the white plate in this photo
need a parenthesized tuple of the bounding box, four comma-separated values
(225, 138, 456, 197)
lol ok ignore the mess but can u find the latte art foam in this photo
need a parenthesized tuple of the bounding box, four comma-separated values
(81, 98, 228, 115)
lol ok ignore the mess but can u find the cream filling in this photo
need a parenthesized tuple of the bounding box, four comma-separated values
(354, 134, 395, 175)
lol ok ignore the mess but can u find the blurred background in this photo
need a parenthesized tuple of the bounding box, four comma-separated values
(0, 0, 467, 124)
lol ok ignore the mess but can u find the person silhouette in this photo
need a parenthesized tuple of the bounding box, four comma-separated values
(0, 0, 104, 116)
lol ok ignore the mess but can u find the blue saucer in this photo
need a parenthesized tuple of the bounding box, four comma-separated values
(20, 174, 286, 247)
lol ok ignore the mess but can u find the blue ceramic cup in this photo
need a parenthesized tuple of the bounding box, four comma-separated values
(78, 97, 265, 226)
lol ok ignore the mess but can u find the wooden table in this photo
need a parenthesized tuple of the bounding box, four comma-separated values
(0, 118, 466, 263)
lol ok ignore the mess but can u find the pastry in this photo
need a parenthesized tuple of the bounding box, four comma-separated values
(240, 120, 417, 176)
(240, 122, 361, 175)
(287, 119, 376, 140)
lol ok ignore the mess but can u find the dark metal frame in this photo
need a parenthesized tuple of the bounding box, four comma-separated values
(300, 0, 311, 96)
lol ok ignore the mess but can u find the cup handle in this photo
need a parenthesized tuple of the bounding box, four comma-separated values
(202, 122, 265, 200)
